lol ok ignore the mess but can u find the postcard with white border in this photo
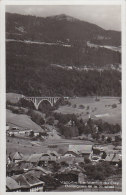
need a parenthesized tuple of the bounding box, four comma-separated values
(0, 0, 126, 194)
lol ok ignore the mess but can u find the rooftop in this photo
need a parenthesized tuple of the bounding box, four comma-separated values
(105, 153, 122, 162)
(24, 172, 44, 186)
(6, 177, 21, 190)
(12, 175, 30, 189)
(69, 145, 93, 154)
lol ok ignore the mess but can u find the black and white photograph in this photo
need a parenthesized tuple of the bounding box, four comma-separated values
(0, 0, 125, 193)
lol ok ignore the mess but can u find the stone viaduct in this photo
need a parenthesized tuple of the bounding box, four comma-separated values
(21, 96, 69, 110)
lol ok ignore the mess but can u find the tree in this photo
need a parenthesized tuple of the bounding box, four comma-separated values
(101, 135, 105, 141)
(84, 158, 91, 164)
(51, 162, 61, 173)
(107, 136, 112, 143)
(46, 116, 55, 125)
(84, 162, 115, 180)
(29, 130, 34, 137)
(115, 135, 121, 142)
(112, 104, 117, 109)
(101, 151, 107, 159)
(60, 161, 69, 167)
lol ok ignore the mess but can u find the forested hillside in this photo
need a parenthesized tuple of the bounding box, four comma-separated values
(7, 61, 121, 96)
(6, 13, 121, 97)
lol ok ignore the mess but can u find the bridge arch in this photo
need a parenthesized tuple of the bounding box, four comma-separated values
(37, 99, 53, 110)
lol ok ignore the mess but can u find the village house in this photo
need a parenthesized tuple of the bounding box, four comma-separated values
(58, 156, 76, 167)
(39, 154, 57, 167)
(11, 172, 45, 192)
(6, 152, 24, 166)
(12, 174, 30, 192)
(78, 172, 87, 184)
(105, 153, 122, 165)
(27, 152, 59, 167)
(58, 156, 84, 168)
(6, 177, 21, 192)
(56, 163, 86, 184)
(18, 129, 33, 136)
(27, 153, 43, 166)
(68, 144, 93, 158)
(28, 166, 52, 176)
(47, 150, 59, 159)
(11, 152, 24, 163)
(23, 172, 45, 192)
(6, 125, 34, 137)
(7, 129, 19, 136)
(15, 161, 34, 172)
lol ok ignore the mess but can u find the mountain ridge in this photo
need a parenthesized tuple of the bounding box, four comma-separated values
(46, 14, 80, 22)
(6, 12, 121, 46)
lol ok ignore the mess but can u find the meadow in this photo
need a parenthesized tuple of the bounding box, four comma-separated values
(55, 96, 121, 125)
(6, 136, 93, 155)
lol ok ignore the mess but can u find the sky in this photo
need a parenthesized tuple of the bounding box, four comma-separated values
(6, 5, 121, 31)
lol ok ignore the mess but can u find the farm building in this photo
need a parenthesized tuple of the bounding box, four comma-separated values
(69, 145, 93, 158)
(6, 177, 21, 192)
(11, 172, 45, 192)
(12, 174, 30, 192)
(23, 172, 45, 192)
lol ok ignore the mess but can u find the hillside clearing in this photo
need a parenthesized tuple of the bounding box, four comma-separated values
(6, 109, 43, 132)
(54, 97, 121, 125)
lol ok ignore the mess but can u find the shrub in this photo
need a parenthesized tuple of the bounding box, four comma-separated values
(79, 105, 85, 109)
(107, 136, 112, 143)
(84, 158, 91, 164)
(112, 104, 117, 108)
(27, 109, 45, 126)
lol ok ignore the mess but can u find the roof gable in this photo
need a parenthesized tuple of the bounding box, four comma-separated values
(13, 152, 23, 160)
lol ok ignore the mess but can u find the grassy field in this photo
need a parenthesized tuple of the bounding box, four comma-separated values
(6, 93, 24, 103)
(55, 97, 121, 125)
(6, 136, 93, 155)
(6, 109, 43, 132)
